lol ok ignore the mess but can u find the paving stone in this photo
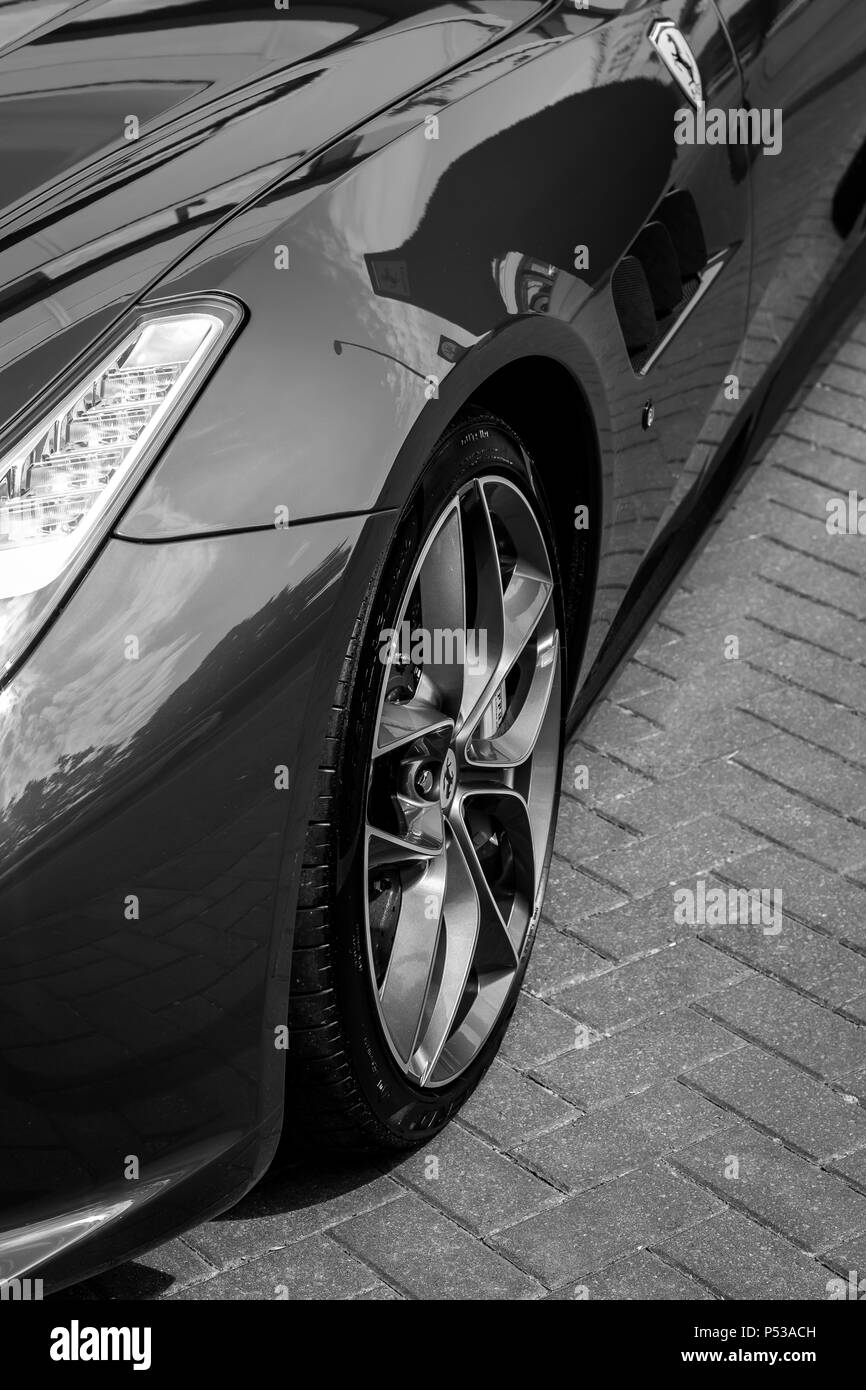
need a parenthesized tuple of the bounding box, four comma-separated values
(749, 637, 866, 710)
(603, 711, 774, 781)
(535, 1008, 746, 1110)
(561, 884, 687, 961)
(659, 1209, 835, 1300)
(491, 1164, 723, 1287)
(606, 659, 677, 702)
(582, 700, 660, 751)
(720, 845, 866, 951)
(825, 1149, 866, 1192)
(845, 996, 866, 1025)
(845, 1071, 866, 1105)
(671, 1125, 866, 1253)
(684, 1045, 866, 1160)
(562, 744, 655, 807)
(766, 467, 849, 528)
(735, 732, 866, 819)
(662, 584, 786, 647)
(634, 628, 699, 679)
(698, 975, 866, 1088)
(773, 435, 866, 493)
(352, 1283, 403, 1299)
(698, 904, 866, 1007)
(172, 1233, 377, 1300)
(498, 991, 585, 1068)
(786, 407, 866, 461)
(548, 1249, 713, 1300)
(836, 338, 866, 374)
(523, 921, 610, 997)
(554, 797, 641, 862)
(699, 499, 778, 546)
(459, 1060, 578, 1149)
(554, 939, 751, 1032)
(334, 1195, 543, 1300)
(765, 519, 866, 584)
(72, 1239, 214, 1301)
(822, 1233, 866, 1285)
(183, 1164, 402, 1266)
(609, 774, 758, 840)
(543, 854, 627, 928)
(743, 582, 866, 663)
(517, 1081, 726, 1191)
(581, 816, 766, 895)
(592, 711, 778, 789)
(821, 358, 866, 395)
(699, 765, 866, 873)
(757, 547, 866, 622)
(804, 381, 866, 435)
(391, 1123, 561, 1233)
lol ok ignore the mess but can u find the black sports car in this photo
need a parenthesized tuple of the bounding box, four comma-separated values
(1, 0, 865, 1293)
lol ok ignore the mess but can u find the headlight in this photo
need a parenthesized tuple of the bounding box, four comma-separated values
(0, 299, 241, 602)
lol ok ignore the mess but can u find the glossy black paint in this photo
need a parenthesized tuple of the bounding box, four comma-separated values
(1, 0, 865, 1290)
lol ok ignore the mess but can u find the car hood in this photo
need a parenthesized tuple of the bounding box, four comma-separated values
(0, 0, 549, 428)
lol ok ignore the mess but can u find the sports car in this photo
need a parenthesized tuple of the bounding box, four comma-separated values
(1, 0, 865, 1293)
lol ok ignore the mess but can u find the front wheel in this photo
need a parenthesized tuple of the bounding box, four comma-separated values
(286, 411, 566, 1150)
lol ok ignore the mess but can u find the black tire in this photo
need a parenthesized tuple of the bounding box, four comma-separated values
(285, 409, 566, 1151)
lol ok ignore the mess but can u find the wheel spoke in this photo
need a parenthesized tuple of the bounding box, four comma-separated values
(458, 482, 506, 727)
(374, 697, 453, 759)
(379, 848, 449, 1063)
(467, 618, 559, 768)
(416, 500, 466, 717)
(367, 809, 444, 868)
(406, 832, 479, 1084)
(459, 485, 553, 740)
(449, 794, 522, 970)
(500, 566, 553, 678)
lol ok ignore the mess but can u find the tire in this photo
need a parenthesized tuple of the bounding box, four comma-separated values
(285, 408, 566, 1151)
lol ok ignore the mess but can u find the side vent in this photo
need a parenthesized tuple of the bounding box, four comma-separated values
(656, 189, 707, 278)
(630, 222, 683, 317)
(612, 189, 714, 374)
(611, 256, 657, 354)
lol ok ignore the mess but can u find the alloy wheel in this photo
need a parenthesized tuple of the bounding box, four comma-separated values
(364, 475, 562, 1087)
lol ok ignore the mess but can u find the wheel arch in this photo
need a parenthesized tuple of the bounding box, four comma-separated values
(467, 354, 602, 708)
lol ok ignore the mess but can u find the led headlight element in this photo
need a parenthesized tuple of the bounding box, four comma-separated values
(0, 304, 238, 601)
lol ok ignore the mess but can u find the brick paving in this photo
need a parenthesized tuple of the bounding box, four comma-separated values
(67, 311, 866, 1301)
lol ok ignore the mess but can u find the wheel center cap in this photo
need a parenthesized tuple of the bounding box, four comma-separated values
(440, 749, 457, 808)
